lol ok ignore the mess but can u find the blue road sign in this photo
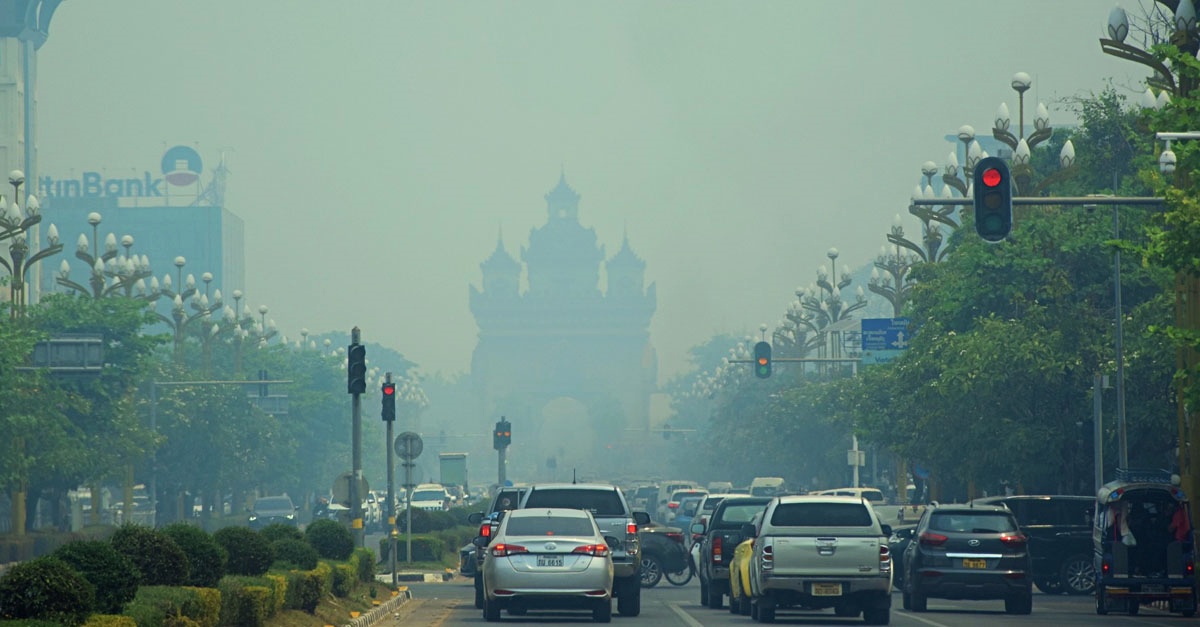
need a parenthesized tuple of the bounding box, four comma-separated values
(861, 318, 911, 351)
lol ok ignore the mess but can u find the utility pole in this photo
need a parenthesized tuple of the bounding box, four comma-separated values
(347, 327, 366, 548)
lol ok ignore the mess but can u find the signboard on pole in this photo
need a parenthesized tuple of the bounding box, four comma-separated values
(860, 318, 911, 366)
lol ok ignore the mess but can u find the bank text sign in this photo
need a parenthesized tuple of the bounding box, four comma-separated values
(39, 145, 203, 199)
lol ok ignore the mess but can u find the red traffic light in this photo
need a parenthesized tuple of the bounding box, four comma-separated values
(981, 167, 1002, 188)
(382, 384, 395, 396)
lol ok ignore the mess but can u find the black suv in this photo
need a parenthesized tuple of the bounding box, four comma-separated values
(972, 494, 1095, 595)
(902, 503, 1033, 614)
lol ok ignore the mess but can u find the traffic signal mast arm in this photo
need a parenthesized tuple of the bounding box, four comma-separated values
(910, 196, 1163, 207)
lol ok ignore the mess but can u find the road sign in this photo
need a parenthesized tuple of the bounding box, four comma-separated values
(394, 431, 423, 460)
(861, 318, 911, 351)
(332, 472, 369, 507)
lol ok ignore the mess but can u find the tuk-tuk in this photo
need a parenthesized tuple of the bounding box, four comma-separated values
(1093, 468, 1197, 616)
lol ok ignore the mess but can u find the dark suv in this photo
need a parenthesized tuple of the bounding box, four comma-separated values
(972, 494, 1095, 595)
(902, 503, 1032, 614)
(465, 486, 527, 608)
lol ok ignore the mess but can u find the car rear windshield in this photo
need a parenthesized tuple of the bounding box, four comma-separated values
(506, 516, 596, 537)
(523, 489, 626, 516)
(412, 490, 445, 501)
(929, 512, 1018, 533)
(716, 503, 769, 526)
(770, 502, 873, 527)
(702, 497, 725, 511)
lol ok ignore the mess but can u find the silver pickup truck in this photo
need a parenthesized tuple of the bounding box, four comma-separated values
(746, 495, 893, 624)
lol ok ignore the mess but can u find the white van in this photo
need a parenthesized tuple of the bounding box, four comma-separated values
(812, 487, 886, 505)
(749, 476, 787, 497)
(408, 483, 450, 511)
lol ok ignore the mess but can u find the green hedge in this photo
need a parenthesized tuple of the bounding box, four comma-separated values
(282, 562, 330, 614)
(216, 582, 271, 627)
(377, 534, 444, 562)
(82, 615, 138, 627)
(0, 556, 95, 626)
(351, 547, 376, 582)
(122, 586, 218, 627)
(330, 563, 354, 598)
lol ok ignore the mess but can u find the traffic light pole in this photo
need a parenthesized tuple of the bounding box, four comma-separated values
(384, 371, 396, 585)
(349, 326, 364, 549)
(498, 447, 507, 486)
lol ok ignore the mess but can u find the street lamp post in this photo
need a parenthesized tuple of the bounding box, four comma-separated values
(0, 170, 61, 318)
(1100, 3, 1199, 99)
(869, 215, 918, 317)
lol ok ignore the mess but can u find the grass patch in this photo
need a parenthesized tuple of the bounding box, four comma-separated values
(266, 580, 397, 627)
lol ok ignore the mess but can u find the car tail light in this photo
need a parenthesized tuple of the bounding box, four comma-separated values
(761, 543, 773, 571)
(627, 522, 638, 535)
(479, 523, 491, 538)
(999, 534, 1026, 548)
(879, 545, 891, 573)
(668, 502, 679, 509)
(1102, 560, 1111, 575)
(919, 532, 948, 547)
(573, 544, 610, 557)
(491, 543, 528, 557)
(665, 532, 684, 544)
(1188, 559, 1195, 576)
(712, 535, 723, 563)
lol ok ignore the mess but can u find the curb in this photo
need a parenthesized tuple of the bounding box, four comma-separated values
(343, 586, 412, 627)
(378, 570, 457, 583)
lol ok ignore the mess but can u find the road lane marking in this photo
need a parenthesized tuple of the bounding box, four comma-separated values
(666, 601, 706, 627)
(893, 610, 955, 627)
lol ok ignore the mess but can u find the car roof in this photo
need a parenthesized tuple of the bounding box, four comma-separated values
(507, 507, 592, 519)
(973, 495, 1093, 502)
(527, 482, 619, 491)
(928, 503, 1012, 514)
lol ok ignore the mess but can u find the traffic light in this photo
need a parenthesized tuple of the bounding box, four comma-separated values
(754, 341, 772, 379)
(973, 156, 1013, 243)
(381, 381, 396, 422)
(347, 343, 366, 394)
(493, 417, 512, 450)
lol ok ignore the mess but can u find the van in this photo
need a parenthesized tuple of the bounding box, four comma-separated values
(749, 476, 786, 497)
(813, 487, 886, 505)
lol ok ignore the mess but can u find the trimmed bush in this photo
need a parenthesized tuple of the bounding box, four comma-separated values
(398, 507, 458, 533)
(123, 586, 219, 627)
(0, 556, 96, 626)
(52, 540, 140, 614)
(282, 566, 323, 614)
(217, 579, 272, 627)
(163, 617, 200, 627)
(304, 518, 353, 560)
(212, 526, 272, 576)
(351, 547, 376, 582)
(378, 534, 444, 562)
(330, 563, 354, 597)
(271, 538, 318, 570)
(161, 523, 227, 587)
(257, 523, 302, 544)
(82, 615, 137, 627)
(110, 523, 190, 586)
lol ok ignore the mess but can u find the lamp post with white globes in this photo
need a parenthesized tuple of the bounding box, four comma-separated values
(55, 212, 159, 302)
(1100, 2, 1199, 99)
(0, 170, 61, 318)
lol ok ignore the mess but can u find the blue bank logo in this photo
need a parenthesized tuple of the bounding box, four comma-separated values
(161, 145, 203, 187)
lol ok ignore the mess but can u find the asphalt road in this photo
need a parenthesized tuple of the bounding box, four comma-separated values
(393, 575, 1185, 626)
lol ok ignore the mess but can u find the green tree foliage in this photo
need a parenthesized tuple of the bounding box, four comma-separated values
(109, 523, 190, 586)
(258, 522, 303, 544)
(271, 538, 319, 570)
(0, 556, 96, 625)
(51, 540, 139, 614)
(160, 523, 227, 587)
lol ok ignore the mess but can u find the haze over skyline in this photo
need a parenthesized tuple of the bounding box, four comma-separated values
(35, 1, 1143, 382)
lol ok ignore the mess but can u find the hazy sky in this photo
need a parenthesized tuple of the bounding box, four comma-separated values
(36, 1, 1142, 382)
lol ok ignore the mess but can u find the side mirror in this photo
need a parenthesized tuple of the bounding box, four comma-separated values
(690, 522, 706, 535)
(467, 512, 483, 525)
(740, 523, 757, 538)
(472, 536, 490, 548)
(880, 524, 892, 537)
(633, 511, 651, 526)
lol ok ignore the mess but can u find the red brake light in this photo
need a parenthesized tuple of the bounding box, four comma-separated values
(1188, 559, 1195, 576)
(1102, 560, 1111, 575)
(572, 544, 610, 557)
(1000, 534, 1026, 548)
(919, 532, 948, 547)
(491, 543, 528, 557)
(626, 522, 638, 535)
(665, 532, 684, 543)
(712, 535, 723, 562)
(982, 167, 1002, 187)
(668, 502, 679, 509)
(480, 524, 491, 538)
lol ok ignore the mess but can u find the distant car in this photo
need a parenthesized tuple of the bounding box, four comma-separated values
(902, 503, 1032, 614)
(971, 494, 1095, 595)
(249, 495, 298, 529)
(664, 488, 708, 523)
(673, 496, 704, 532)
(466, 486, 530, 607)
(479, 507, 615, 622)
(409, 484, 450, 511)
(726, 511, 764, 616)
(707, 481, 734, 494)
(887, 524, 917, 590)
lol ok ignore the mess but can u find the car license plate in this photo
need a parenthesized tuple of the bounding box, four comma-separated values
(537, 556, 563, 567)
(962, 559, 987, 569)
(812, 583, 842, 596)
(1143, 584, 1164, 593)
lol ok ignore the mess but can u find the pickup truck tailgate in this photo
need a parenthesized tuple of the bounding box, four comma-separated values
(769, 535, 883, 577)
